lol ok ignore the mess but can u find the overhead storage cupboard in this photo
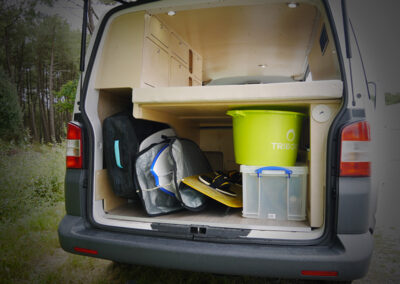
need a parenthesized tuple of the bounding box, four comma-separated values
(96, 13, 202, 89)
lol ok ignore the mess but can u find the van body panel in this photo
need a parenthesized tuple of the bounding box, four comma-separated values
(59, 214, 372, 281)
(337, 177, 371, 234)
(64, 169, 86, 217)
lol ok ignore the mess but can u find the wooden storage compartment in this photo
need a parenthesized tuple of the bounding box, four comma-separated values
(192, 50, 202, 80)
(199, 128, 237, 171)
(132, 81, 343, 228)
(189, 49, 202, 85)
(170, 32, 189, 65)
(191, 77, 202, 86)
(148, 15, 169, 49)
(142, 38, 169, 87)
(96, 88, 133, 212)
(170, 57, 189, 86)
(98, 88, 133, 123)
(95, 83, 342, 230)
(95, 12, 202, 89)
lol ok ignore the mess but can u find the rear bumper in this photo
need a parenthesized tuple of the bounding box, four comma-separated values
(58, 215, 373, 281)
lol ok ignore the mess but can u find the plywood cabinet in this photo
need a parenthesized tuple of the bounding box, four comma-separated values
(192, 51, 202, 80)
(170, 32, 189, 65)
(148, 15, 169, 49)
(170, 57, 189, 86)
(142, 15, 202, 88)
(142, 38, 169, 87)
(95, 12, 202, 89)
(191, 77, 202, 86)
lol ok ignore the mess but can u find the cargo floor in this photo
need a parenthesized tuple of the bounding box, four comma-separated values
(105, 201, 311, 232)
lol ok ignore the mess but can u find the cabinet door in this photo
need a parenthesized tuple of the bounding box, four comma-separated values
(170, 32, 189, 65)
(192, 51, 202, 80)
(192, 77, 202, 86)
(149, 16, 169, 49)
(170, 57, 189, 86)
(142, 38, 169, 87)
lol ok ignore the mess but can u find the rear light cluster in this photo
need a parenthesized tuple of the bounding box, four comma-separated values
(66, 122, 83, 169)
(340, 121, 371, 176)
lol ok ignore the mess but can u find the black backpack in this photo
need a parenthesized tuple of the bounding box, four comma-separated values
(102, 112, 170, 198)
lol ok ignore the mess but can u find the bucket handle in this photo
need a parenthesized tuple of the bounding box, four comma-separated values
(226, 110, 246, 117)
(255, 166, 292, 178)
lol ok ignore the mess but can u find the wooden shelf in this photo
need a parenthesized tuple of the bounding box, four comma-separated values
(132, 80, 342, 105)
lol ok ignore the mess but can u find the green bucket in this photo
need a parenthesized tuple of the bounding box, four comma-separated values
(227, 109, 305, 166)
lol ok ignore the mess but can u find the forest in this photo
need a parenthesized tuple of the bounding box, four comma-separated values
(0, 0, 104, 144)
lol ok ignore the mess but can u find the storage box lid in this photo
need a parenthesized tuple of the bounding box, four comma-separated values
(240, 165, 308, 176)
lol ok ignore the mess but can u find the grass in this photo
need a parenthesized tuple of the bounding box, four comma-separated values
(0, 142, 65, 223)
(0, 142, 66, 283)
(0, 141, 115, 283)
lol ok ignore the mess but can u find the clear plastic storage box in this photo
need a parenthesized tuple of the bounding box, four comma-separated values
(240, 165, 308, 220)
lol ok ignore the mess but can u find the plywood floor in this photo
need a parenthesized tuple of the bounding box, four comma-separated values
(106, 201, 311, 232)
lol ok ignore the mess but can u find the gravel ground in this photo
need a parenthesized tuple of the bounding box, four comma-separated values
(354, 226, 400, 283)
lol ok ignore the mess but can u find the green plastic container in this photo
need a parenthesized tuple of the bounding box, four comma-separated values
(227, 109, 305, 166)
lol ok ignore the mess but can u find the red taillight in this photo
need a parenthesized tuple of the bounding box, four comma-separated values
(340, 121, 371, 176)
(74, 247, 98, 255)
(66, 122, 82, 169)
(301, 270, 338, 277)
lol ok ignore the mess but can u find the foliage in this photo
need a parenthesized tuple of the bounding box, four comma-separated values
(98, 0, 120, 5)
(0, 68, 24, 141)
(385, 92, 400, 106)
(0, 1, 81, 143)
(55, 79, 78, 114)
(0, 141, 65, 223)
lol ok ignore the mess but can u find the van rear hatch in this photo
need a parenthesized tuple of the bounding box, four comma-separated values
(80, 0, 345, 243)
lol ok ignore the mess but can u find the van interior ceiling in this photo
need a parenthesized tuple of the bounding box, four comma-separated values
(157, 4, 318, 82)
(89, 1, 343, 241)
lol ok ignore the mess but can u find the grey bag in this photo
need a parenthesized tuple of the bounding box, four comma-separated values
(134, 141, 183, 216)
(169, 138, 212, 211)
(134, 137, 212, 216)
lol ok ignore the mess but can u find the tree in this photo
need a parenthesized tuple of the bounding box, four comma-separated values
(33, 15, 80, 142)
(0, 0, 56, 143)
(0, 68, 23, 141)
(55, 79, 77, 119)
(0, 1, 84, 143)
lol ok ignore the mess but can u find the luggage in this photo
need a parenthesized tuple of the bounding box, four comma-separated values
(103, 112, 170, 198)
(135, 141, 182, 215)
(104, 111, 212, 215)
(134, 137, 212, 215)
(169, 138, 212, 211)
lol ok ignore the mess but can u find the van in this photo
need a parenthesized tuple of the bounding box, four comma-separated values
(58, 0, 375, 281)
